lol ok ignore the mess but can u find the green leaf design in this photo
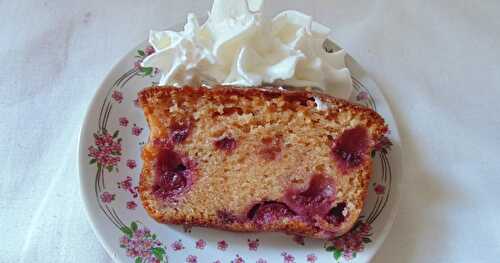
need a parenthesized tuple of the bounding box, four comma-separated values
(353, 252, 357, 258)
(131, 222, 138, 232)
(97, 163, 102, 170)
(113, 130, 119, 138)
(106, 166, 113, 173)
(141, 67, 153, 76)
(371, 150, 376, 158)
(89, 159, 97, 164)
(120, 226, 133, 238)
(151, 247, 165, 260)
(334, 249, 342, 261)
(325, 246, 335, 252)
(137, 50, 145, 56)
(362, 237, 372, 243)
(152, 234, 157, 240)
(135, 257, 142, 263)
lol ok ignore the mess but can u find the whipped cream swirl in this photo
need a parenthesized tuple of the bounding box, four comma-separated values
(142, 0, 352, 99)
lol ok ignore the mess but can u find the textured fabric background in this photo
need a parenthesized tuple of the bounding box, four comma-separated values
(1, 0, 499, 262)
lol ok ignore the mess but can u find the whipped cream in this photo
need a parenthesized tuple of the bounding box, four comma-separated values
(142, 0, 352, 99)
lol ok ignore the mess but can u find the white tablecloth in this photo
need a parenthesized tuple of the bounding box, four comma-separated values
(2, 0, 499, 262)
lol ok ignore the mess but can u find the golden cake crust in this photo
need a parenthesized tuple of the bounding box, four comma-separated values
(138, 85, 387, 239)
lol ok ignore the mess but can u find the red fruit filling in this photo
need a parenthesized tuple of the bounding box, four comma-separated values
(331, 126, 369, 172)
(324, 202, 347, 226)
(247, 202, 296, 225)
(170, 121, 191, 144)
(284, 173, 336, 217)
(152, 149, 194, 200)
(214, 137, 237, 153)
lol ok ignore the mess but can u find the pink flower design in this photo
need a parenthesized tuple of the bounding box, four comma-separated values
(231, 254, 245, 263)
(247, 239, 259, 251)
(360, 222, 372, 234)
(186, 255, 198, 263)
(119, 117, 129, 127)
(328, 221, 373, 259)
(292, 235, 305, 246)
(134, 61, 142, 70)
(256, 259, 267, 263)
(374, 184, 385, 195)
(145, 46, 155, 55)
(213, 261, 222, 263)
(88, 130, 122, 169)
(281, 252, 295, 263)
(217, 240, 228, 251)
(100, 192, 115, 203)
(132, 124, 143, 136)
(126, 159, 137, 169)
(120, 223, 165, 263)
(171, 240, 185, 251)
(143, 240, 153, 250)
(306, 254, 317, 263)
(120, 235, 130, 246)
(356, 91, 369, 101)
(195, 239, 206, 249)
(112, 90, 124, 103)
(343, 251, 354, 260)
(127, 201, 137, 210)
(117, 176, 139, 198)
(118, 176, 132, 189)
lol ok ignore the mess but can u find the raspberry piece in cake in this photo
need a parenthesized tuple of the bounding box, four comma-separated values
(247, 202, 296, 225)
(325, 202, 348, 226)
(138, 86, 387, 238)
(284, 173, 336, 217)
(331, 126, 370, 173)
(169, 121, 191, 144)
(152, 149, 195, 200)
(214, 136, 237, 153)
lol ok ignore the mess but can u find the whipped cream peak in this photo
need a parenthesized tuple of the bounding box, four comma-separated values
(142, 0, 352, 99)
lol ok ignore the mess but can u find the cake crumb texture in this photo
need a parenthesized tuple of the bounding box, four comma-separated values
(138, 86, 387, 239)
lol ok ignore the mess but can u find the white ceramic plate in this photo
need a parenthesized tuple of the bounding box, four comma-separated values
(79, 29, 402, 263)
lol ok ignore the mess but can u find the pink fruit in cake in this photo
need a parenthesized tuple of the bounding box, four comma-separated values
(214, 136, 237, 153)
(331, 126, 369, 172)
(324, 202, 347, 225)
(284, 173, 336, 217)
(152, 149, 194, 199)
(170, 121, 191, 144)
(247, 202, 295, 224)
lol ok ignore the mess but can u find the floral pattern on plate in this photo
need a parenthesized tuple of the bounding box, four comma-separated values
(79, 42, 401, 263)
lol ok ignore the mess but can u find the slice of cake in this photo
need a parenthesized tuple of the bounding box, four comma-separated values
(138, 86, 387, 239)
